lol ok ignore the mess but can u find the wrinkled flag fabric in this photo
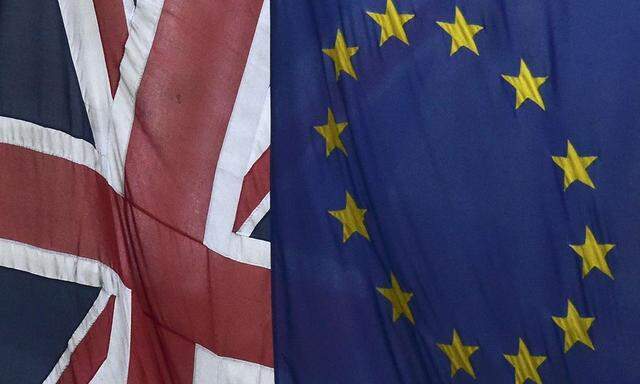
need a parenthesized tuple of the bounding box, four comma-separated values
(272, 1, 640, 382)
(0, 1, 271, 383)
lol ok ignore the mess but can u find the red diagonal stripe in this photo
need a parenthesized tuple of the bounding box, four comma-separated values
(92, 0, 128, 97)
(233, 147, 270, 232)
(58, 296, 115, 384)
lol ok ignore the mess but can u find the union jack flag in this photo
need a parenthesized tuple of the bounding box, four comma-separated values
(0, 1, 272, 383)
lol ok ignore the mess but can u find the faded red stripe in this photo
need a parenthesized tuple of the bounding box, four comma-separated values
(0, 144, 121, 272)
(92, 0, 128, 97)
(124, 0, 263, 241)
(58, 296, 115, 384)
(233, 147, 270, 232)
(122, 195, 273, 367)
(0, 144, 273, 379)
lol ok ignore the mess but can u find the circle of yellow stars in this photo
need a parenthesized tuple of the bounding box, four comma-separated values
(312, 1, 616, 382)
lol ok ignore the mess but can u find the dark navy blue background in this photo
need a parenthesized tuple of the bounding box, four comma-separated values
(0, 266, 99, 383)
(251, 211, 270, 242)
(0, 0, 94, 144)
(272, 1, 640, 382)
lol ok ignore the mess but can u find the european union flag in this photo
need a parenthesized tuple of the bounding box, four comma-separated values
(272, 1, 640, 382)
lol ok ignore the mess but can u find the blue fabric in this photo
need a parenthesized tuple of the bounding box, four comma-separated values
(0, 0, 94, 145)
(272, 1, 640, 382)
(0, 266, 99, 383)
(251, 211, 270, 242)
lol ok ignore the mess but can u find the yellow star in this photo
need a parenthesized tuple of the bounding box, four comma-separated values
(504, 338, 546, 384)
(376, 273, 415, 324)
(552, 300, 595, 353)
(328, 192, 369, 242)
(366, 0, 415, 46)
(322, 29, 359, 80)
(502, 59, 548, 110)
(314, 109, 348, 156)
(552, 141, 597, 190)
(436, 7, 484, 55)
(570, 226, 615, 279)
(437, 329, 479, 379)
